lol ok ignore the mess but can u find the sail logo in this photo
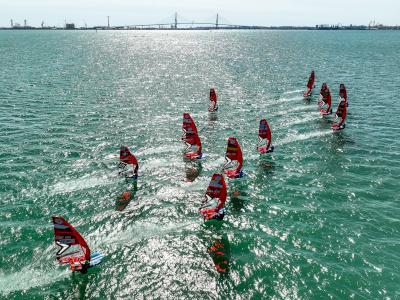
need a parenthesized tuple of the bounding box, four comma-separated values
(56, 241, 70, 257)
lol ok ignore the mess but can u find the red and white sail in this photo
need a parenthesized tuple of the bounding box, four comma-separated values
(257, 119, 272, 154)
(200, 173, 227, 221)
(52, 216, 91, 271)
(182, 113, 202, 159)
(332, 98, 347, 130)
(318, 83, 332, 115)
(208, 88, 218, 112)
(339, 83, 349, 107)
(303, 70, 315, 97)
(119, 145, 139, 178)
(223, 137, 243, 178)
(339, 83, 347, 102)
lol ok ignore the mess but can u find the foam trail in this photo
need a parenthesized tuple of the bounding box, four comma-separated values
(95, 221, 196, 249)
(277, 130, 332, 146)
(269, 106, 315, 118)
(273, 95, 303, 105)
(278, 112, 320, 128)
(105, 145, 181, 161)
(283, 89, 303, 95)
(49, 175, 115, 196)
(0, 267, 67, 296)
(204, 156, 226, 170)
(143, 157, 180, 171)
(137, 145, 181, 156)
(104, 153, 118, 161)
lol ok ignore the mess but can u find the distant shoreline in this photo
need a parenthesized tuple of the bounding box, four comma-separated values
(1, 26, 400, 31)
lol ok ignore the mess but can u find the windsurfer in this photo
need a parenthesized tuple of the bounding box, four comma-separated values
(339, 83, 349, 107)
(257, 119, 274, 154)
(223, 137, 244, 178)
(80, 263, 90, 274)
(119, 146, 139, 179)
(69, 258, 90, 274)
(318, 83, 332, 114)
(200, 173, 227, 221)
(182, 113, 203, 160)
(119, 163, 138, 179)
(209, 88, 218, 112)
(333, 99, 347, 129)
(304, 70, 315, 97)
(336, 101, 346, 117)
(52, 216, 103, 273)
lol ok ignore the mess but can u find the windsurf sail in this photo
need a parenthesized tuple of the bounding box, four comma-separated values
(257, 119, 273, 154)
(304, 70, 315, 97)
(182, 113, 202, 160)
(208, 88, 218, 112)
(223, 137, 244, 178)
(339, 83, 348, 107)
(52, 216, 91, 272)
(318, 83, 332, 115)
(200, 173, 227, 221)
(119, 145, 139, 179)
(332, 98, 347, 130)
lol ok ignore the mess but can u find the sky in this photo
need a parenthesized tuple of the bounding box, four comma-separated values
(1, 0, 399, 27)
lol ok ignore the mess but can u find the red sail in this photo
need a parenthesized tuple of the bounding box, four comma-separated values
(209, 88, 218, 112)
(339, 83, 347, 101)
(120, 145, 138, 165)
(307, 70, 315, 89)
(52, 216, 91, 268)
(318, 83, 332, 114)
(332, 99, 347, 130)
(200, 173, 227, 221)
(224, 137, 243, 178)
(182, 113, 202, 159)
(119, 145, 139, 178)
(258, 119, 272, 153)
(303, 70, 315, 97)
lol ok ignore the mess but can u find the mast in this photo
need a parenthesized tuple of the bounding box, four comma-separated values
(174, 12, 178, 29)
(216, 13, 219, 29)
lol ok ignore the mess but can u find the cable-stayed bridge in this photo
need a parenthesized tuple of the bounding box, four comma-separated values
(125, 13, 265, 29)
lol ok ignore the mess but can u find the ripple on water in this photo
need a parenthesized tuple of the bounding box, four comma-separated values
(0, 30, 399, 299)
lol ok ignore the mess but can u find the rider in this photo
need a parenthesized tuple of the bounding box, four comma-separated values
(307, 70, 315, 89)
(319, 83, 332, 113)
(335, 99, 347, 128)
(119, 153, 138, 179)
(68, 257, 90, 274)
(339, 83, 348, 107)
(209, 88, 218, 111)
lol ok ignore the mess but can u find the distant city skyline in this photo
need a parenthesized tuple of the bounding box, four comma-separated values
(1, 0, 399, 28)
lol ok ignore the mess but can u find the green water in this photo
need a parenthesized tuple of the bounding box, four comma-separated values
(0, 30, 399, 299)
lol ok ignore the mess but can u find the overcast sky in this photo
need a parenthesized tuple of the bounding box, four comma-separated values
(1, 0, 399, 27)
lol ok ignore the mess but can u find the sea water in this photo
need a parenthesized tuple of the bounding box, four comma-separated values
(0, 30, 399, 299)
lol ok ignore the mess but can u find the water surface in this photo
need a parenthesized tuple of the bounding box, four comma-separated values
(0, 30, 399, 299)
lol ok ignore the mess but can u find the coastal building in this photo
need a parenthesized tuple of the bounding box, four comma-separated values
(65, 23, 75, 29)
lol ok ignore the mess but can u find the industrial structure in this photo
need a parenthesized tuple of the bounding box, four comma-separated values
(1, 14, 399, 30)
